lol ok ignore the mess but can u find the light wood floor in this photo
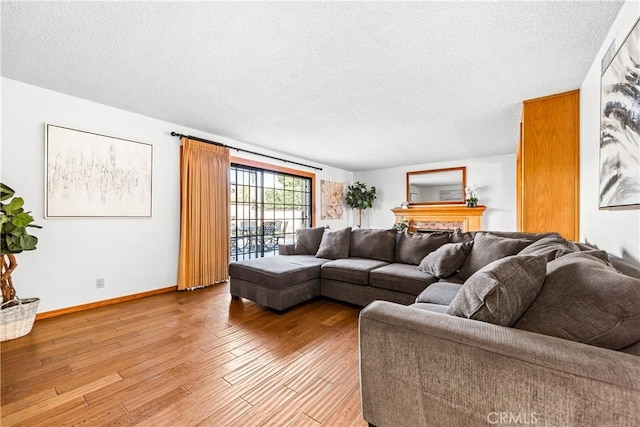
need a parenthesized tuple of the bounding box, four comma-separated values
(1, 283, 367, 426)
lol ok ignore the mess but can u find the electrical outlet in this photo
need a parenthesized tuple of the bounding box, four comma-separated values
(96, 278, 105, 289)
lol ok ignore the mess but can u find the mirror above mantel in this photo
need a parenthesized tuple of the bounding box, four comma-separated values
(406, 166, 466, 205)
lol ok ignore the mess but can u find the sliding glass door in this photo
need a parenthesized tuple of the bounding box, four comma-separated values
(230, 164, 312, 261)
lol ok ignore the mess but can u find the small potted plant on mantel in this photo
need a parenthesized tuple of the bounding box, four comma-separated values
(1, 183, 42, 341)
(465, 185, 480, 208)
(346, 181, 377, 228)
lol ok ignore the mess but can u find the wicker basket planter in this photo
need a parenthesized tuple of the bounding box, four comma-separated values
(0, 298, 39, 342)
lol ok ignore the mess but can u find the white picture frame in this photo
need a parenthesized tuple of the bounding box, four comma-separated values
(599, 17, 640, 209)
(45, 124, 153, 217)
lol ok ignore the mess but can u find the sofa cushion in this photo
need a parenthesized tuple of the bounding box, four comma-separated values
(394, 230, 449, 265)
(517, 234, 578, 262)
(316, 227, 352, 259)
(293, 227, 326, 255)
(515, 252, 640, 350)
(458, 233, 534, 280)
(369, 263, 439, 295)
(229, 255, 329, 289)
(418, 241, 474, 278)
(609, 254, 640, 279)
(321, 258, 388, 285)
(449, 228, 475, 243)
(447, 255, 547, 326)
(411, 303, 448, 314)
(349, 228, 396, 263)
(415, 281, 462, 305)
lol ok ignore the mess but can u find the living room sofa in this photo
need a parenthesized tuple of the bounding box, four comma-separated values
(230, 227, 471, 310)
(359, 243, 640, 426)
(229, 226, 556, 311)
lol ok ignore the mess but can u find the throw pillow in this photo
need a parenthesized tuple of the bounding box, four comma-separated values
(447, 255, 547, 326)
(394, 230, 449, 265)
(517, 234, 577, 262)
(418, 241, 474, 278)
(515, 251, 640, 350)
(349, 228, 396, 262)
(316, 227, 352, 259)
(293, 227, 326, 255)
(449, 228, 474, 243)
(458, 233, 534, 280)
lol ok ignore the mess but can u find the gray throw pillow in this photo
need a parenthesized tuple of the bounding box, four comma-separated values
(458, 233, 534, 280)
(515, 252, 640, 350)
(349, 228, 396, 262)
(394, 230, 449, 265)
(293, 227, 326, 255)
(418, 241, 474, 278)
(447, 255, 547, 326)
(517, 234, 578, 262)
(316, 227, 352, 259)
(449, 228, 474, 243)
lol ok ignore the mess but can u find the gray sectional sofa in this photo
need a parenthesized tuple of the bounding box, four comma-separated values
(230, 226, 460, 311)
(229, 226, 557, 311)
(230, 226, 640, 426)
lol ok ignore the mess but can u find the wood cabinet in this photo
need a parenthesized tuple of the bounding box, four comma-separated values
(517, 90, 579, 240)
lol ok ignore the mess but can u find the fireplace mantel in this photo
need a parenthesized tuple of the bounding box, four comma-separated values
(392, 205, 487, 232)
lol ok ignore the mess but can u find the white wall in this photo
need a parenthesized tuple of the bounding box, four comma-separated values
(354, 154, 517, 231)
(580, 1, 640, 263)
(1, 78, 352, 313)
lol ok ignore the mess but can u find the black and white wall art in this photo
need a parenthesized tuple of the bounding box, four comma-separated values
(45, 124, 153, 217)
(600, 17, 640, 209)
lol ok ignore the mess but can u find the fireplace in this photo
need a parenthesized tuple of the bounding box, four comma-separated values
(392, 205, 486, 233)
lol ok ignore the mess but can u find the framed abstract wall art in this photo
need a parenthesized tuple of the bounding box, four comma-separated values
(600, 17, 640, 209)
(320, 180, 344, 219)
(45, 124, 153, 217)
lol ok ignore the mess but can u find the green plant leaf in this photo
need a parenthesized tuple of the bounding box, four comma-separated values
(18, 234, 38, 250)
(4, 197, 24, 215)
(11, 212, 34, 228)
(0, 183, 15, 202)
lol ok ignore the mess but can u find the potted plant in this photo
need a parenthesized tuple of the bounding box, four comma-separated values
(465, 185, 480, 208)
(1, 183, 42, 341)
(346, 181, 377, 228)
(392, 215, 409, 233)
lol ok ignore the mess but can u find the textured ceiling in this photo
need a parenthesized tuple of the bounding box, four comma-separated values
(1, 1, 623, 171)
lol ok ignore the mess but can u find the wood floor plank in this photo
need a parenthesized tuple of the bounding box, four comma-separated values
(196, 397, 252, 426)
(1, 372, 123, 426)
(226, 384, 297, 427)
(289, 413, 322, 427)
(320, 384, 362, 427)
(258, 376, 332, 426)
(303, 373, 360, 423)
(0, 283, 365, 427)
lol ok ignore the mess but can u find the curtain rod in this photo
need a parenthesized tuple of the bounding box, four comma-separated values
(170, 132, 323, 171)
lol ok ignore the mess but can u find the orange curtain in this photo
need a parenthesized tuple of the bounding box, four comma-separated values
(178, 138, 230, 290)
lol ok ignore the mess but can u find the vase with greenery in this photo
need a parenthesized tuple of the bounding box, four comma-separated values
(1, 183, 41, 307)
(465, 185, 480, 208)
(392, 215, 409, 233)
(346, 181, 376, 228)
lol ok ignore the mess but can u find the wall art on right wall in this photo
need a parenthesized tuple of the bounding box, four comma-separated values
(599, 17, 640, 209)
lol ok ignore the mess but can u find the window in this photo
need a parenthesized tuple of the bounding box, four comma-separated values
(230, 162, 314, 261)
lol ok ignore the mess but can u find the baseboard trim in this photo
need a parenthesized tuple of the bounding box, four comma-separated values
(35, 286, 178, 320)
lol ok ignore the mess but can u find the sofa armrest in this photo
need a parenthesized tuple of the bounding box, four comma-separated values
(359, 301, 640, 427)
(278, 244, 295, 255)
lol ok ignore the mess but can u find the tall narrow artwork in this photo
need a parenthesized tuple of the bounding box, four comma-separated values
(45, 124, 153, 217)
(321, 180, 344, 219)
(600, 17, 640, 209)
